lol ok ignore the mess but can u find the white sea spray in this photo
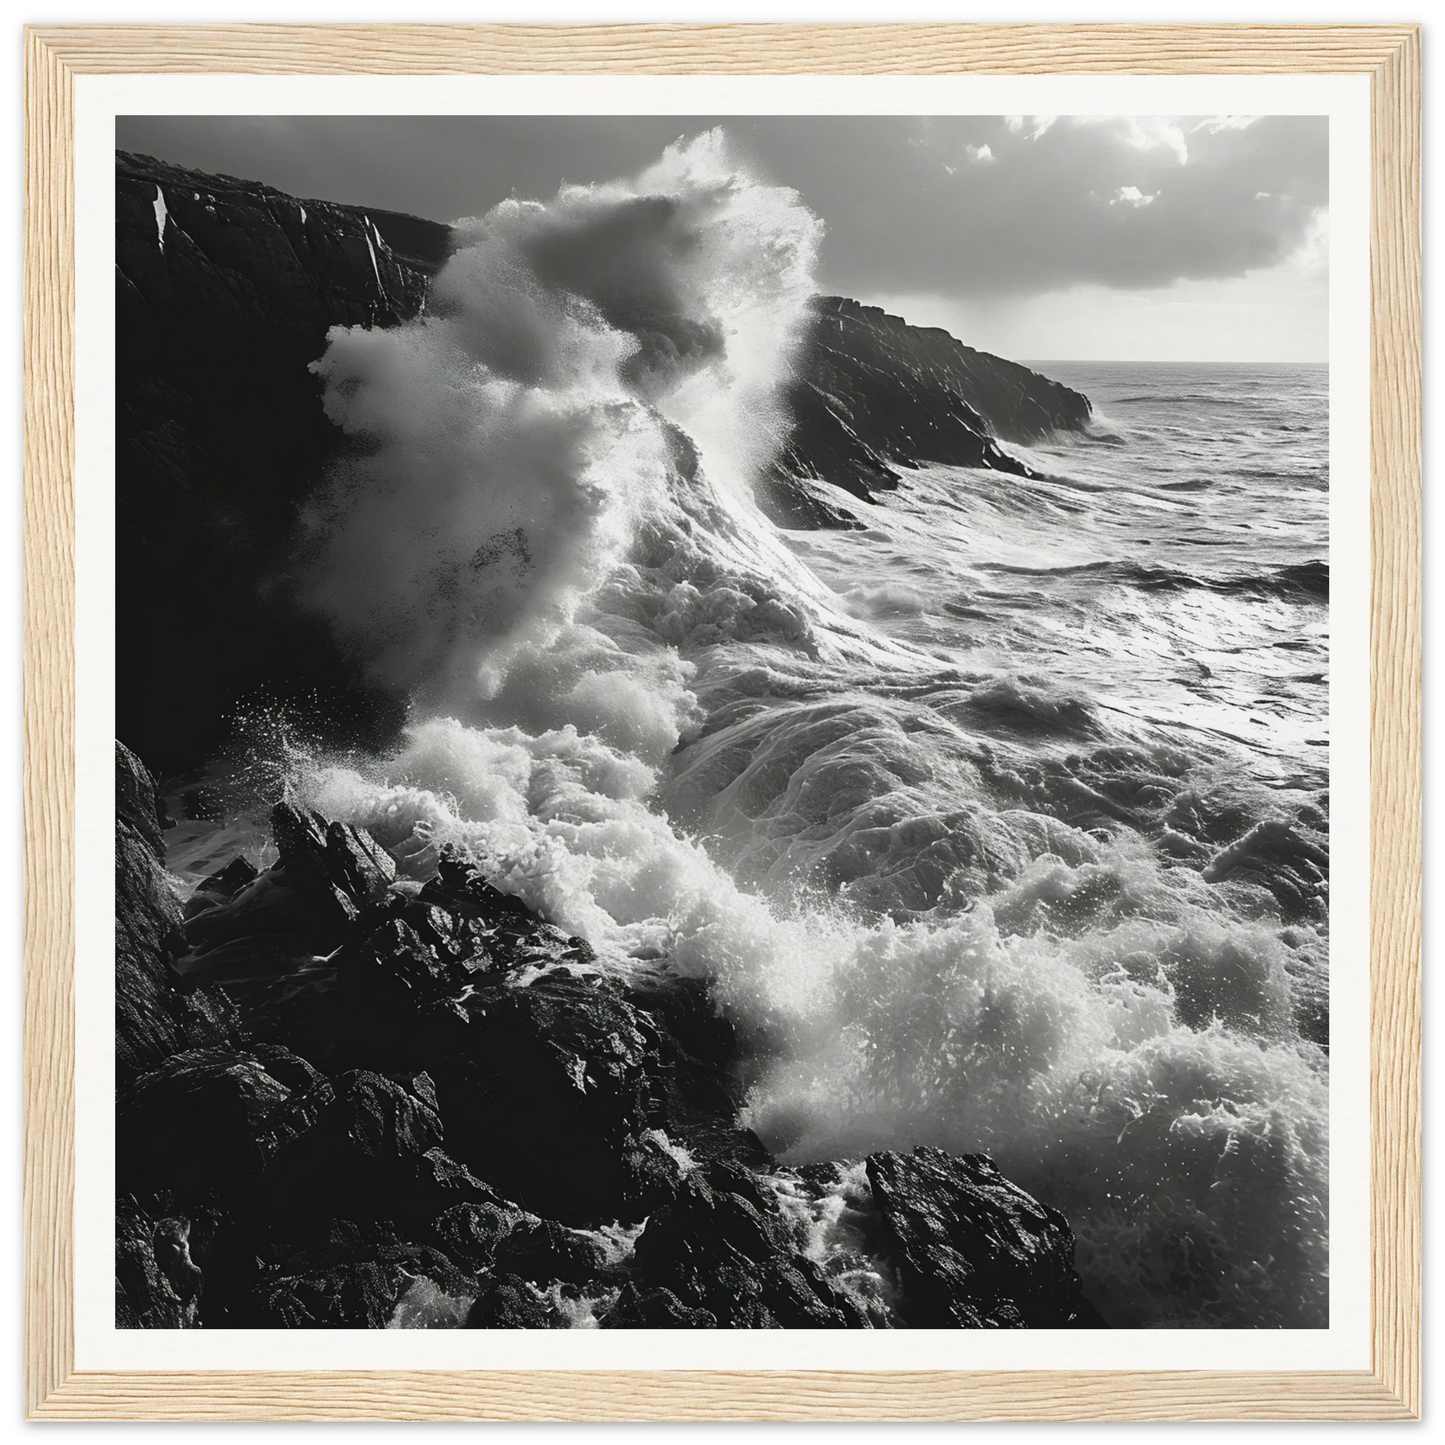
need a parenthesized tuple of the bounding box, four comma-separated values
(202, 140, 1332, 1328)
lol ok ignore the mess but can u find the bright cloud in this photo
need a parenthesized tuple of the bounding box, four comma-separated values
(1194, 115, 1259, 134)
(1111, 185, 1157, 208)
(1117, 117, 1190, 165)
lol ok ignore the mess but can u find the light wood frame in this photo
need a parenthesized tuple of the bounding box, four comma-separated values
(23, 22, 1420, 1422)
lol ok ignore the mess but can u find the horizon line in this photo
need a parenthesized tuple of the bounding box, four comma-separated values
(1021, 357, 1329, 367)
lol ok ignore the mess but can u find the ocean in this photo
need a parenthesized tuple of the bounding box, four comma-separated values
(163, 139, 1329, 1329)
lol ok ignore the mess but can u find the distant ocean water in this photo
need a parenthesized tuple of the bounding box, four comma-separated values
(810, 360, 1329, 781)
(705, 360, 1330, 1328)
(165, 139, 1330, 1329)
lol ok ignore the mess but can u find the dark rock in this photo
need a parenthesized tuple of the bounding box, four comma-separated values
(602, 968, 770, 1207)
(620, 970, 746, 1133)
(321, 852, 595, 1060)
(115, 742, 240, 1086)
(172, 931, 325, 989)
(117, 1044, 329, 1200)
(766, 296, 1091, 523)
(752, 471, 864, 531)
(264, 802, 397, 929)
(424, 847, 534, 920)
(425, 973, 671, 1225)
(151, 1214, 205, 1306)
(393, 900, 504, 975)
(179, 871, 341, 966)
(253, 1241, 475, 1328)
(616, 1131, 690, 1216)
(260, 1069, 493, 1227)
(177, 808, 398, 985)
(272, 804, 398, 905)
(673, 1124, 773, 1174)
(702, 1159, 777, 1215)
(431, 1195, 629, 1302)
(210, 1215, 408, 1325)
(116, 151, 437, 773)
(117, 1199, 251, 1329)
(116, 741, 168, 854)
(421, 846, 595, 968)
(182, 855, 259, 920)
(116, 1196, 203, 1328)
(493, 1217, 613, 1287)
(599, 1282, 718, 1329)
(432, 1201, 530, 1270)
(865, 1146, 1100, 1327)
(464, 1275, 563, 1329)
(627, 1172, 863, 1327)
(335, 907, 493, 1019)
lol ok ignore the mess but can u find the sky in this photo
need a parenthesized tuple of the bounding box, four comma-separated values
(117, 113, 1328, 363)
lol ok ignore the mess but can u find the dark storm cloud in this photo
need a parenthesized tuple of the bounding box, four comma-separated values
(116, 113, 1326, 299)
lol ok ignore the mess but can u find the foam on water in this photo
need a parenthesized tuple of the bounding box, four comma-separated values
(276, 707, 1326, 1328)
(219, 135, 1329, 1328)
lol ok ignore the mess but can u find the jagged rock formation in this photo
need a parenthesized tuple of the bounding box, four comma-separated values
(116, 152, 449, 773)
(116, 742, 239, 1086)
(114, 151, 1092, 778)
(115, 753, 1104, 1329)
(866, 1147, 1099, 1327)
(764, 296, 1092, 525)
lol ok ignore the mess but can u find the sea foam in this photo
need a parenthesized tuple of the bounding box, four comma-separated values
(245, 133, 1332, 1328)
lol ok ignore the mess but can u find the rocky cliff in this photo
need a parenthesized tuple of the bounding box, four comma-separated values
(115, 150, 1090, 775)
(116, 744, 1105, 1330)
(764, 296, 1091, 526)
(117, 152, 449, 774)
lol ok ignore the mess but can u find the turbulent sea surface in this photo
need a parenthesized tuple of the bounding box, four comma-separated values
(166, 138, 1329, 1329)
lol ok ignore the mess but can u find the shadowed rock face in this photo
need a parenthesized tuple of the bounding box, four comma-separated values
(622, 1165, 867, 1328)
(809, 296, 1092, 449)
(116, 152, 448, 773)
(761, 296, 1091, 525)
(115, 152, 1092, 779)
(866, 1147, 1104, 1328)
(116, 759, 1106, 1330)
(116, 1197, 204, 1328)
(115, 741, 239, 1086)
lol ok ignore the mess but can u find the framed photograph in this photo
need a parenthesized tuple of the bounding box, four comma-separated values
(23, 22, 1420, 1422)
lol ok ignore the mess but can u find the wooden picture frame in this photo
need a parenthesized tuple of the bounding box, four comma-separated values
(23, 22, 1421, 1421)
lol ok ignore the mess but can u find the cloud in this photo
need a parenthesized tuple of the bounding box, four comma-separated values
(1004, 115, 1059, 141)
(724, 114, 1326, 298)
(1194, 115, 1258, 134)
(117, 112, 1327, 302)
(1288, 205, 1329, 278)
(1111, 185, 1156, 208)
(1112, 116, 1190, 165)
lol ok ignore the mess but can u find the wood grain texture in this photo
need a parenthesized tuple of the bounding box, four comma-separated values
(23, 24, 75, 1423)
(21, 21, 1421, 1422)
(1367, 21, 1423, 1424)
(24, 1369, 1419, 1423)
(24, 22, 1422, 75)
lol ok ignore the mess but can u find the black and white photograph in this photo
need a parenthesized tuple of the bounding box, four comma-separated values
(113, 112, 1331, 1333)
